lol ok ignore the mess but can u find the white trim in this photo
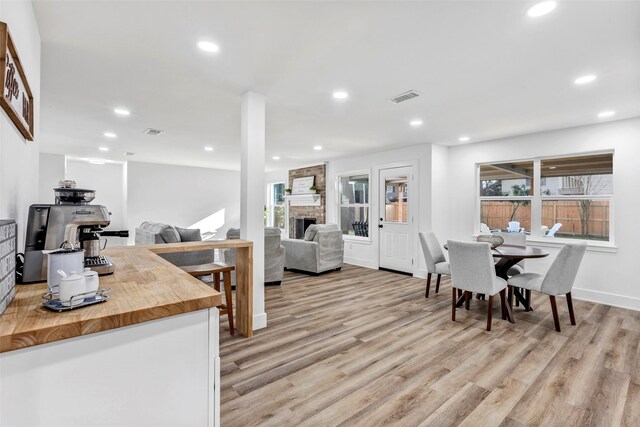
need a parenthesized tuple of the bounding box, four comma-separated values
(344, 258, 377, 269)
(253, 312, 267, 330)
(572, 287, 640, 312)
(528, 238, 617, 253)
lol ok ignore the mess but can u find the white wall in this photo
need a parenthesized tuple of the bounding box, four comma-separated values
(445, 117, 640, 310)
(37, 153, 64, 203)
(0, 1, 40, 251)
(326, 144, 435, 273)
(127, 161, 240, 243)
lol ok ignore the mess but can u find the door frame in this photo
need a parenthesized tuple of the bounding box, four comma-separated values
(377, 161, 418, 275)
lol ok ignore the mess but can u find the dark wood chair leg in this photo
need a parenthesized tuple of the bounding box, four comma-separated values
(213, 272, 221, 292)
(465, 291, 470, 311)
(515, 287, 520, 307)
(549, 295, 561, 332)
(451, 287, 456, 321)
(436, 274, 442, 293)
(425, 273, 432, 298)
(508, 285, 513, 307)
(525, 290, 531, 312)
(223, 270, 235, 336)
(566, 292, 576, 326)
(500, 289, 507, 320)
(487, 295, 494, 331)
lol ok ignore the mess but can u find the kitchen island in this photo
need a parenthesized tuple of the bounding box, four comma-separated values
(0, 241, 252, 427)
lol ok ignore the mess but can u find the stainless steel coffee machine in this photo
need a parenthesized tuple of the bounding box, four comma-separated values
(21, 187, 125, 283)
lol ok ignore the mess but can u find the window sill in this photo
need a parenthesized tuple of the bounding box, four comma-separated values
(526, 237, 617, 253)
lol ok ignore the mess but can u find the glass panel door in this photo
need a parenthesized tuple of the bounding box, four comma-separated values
(383, 176, 408, 223)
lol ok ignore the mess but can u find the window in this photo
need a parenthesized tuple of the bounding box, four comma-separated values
(337, 173, 370, 238)
(266, 182, 285, 230)
(478, 153, 613, 242)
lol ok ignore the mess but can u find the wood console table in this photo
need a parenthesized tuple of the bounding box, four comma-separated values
(146, 239, 254, 337)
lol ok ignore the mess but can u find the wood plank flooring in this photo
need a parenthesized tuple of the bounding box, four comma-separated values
(219, 264, 640, 426)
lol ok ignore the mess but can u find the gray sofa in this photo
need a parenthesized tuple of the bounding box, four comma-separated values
(135, 221, 214, 266)
(222, 227, 286, 286)
(281, 224, 344, 275)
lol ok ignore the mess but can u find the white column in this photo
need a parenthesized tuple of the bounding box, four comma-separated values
(240, 91, 266, 330)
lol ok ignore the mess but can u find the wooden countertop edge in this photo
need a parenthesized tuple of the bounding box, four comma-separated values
(0, 294, 221, 353)
(142, 239, 253, 254)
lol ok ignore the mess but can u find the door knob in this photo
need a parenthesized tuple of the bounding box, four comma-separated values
(379, 224, 383, 228)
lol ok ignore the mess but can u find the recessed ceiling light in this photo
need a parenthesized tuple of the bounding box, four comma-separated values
(458, 136, 470, 142)
(98, 146, 109, 152)
(123, 152, 135, 156)
(272, 156, 280, 160)
(332, 91, 348, 100)
(114, 108, 130, 116)
(313, 146, 323, 151)
(598, 110, 616, 118)
(527, 1, 557, 17)
(574, 75, 597, 85)
(197, 41, 219, 53)
(410, 120, 423, 127)
(204, 146, 214, 152)
(103, 132, 116, 138)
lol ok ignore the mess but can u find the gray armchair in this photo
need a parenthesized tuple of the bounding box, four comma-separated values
(281, 224, 344, 275)
(223, 227, 286, 286)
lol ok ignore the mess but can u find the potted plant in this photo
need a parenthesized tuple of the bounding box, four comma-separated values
(284, 188, 292, 195)
(309, 185, 317, 194)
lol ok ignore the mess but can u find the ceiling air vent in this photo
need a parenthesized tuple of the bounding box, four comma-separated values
(144, 128, 164, 136)
(387, 90, 421, 104)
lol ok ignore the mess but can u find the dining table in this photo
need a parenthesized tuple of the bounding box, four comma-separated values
(445, 243, 550, 319)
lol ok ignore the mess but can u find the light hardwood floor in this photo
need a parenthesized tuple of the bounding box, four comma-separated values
(219, 264, 640, 426)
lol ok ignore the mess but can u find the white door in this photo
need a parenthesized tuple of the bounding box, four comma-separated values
(379, 166, 414, 273)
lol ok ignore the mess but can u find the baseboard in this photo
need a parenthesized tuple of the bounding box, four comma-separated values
(253, 312, 267, 330)
(344, 257, 377, 269)
(571, 287, 640, 312)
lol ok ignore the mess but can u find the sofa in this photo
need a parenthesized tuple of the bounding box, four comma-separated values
(281, 224, 344, 275)
(222, 227, 286, 286)
(135, 221, 214, 266)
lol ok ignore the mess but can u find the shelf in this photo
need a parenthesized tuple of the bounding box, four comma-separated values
(285, 194, 321, 207)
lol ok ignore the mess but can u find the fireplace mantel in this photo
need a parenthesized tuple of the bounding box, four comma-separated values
(285, 194, 321, 207)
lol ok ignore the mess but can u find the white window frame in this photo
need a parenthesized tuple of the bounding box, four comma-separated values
(266, 181, 286, 231)
(477, 151, 615, 248)
(335, 169, 371, 242)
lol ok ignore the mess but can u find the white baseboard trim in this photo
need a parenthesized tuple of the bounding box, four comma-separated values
(571, 287, 640, 312)
(253, 312, 267, 330)
(344, 258, 377, 270)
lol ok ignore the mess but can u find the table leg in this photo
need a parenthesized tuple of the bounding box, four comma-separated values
(235, 246, 254, 337)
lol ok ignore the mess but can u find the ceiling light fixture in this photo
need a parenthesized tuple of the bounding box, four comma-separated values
(272, 156, 280, 160)
(598, 110, 616, 118)
(103, 132, 117, 138)
(98, 146, 109, 152)
(197, 41, 219, 53)
(114, 108, 130, 116)
(458, 136, 470, 142)
(574, 74, 597, 85)
(527, 1, 557, 17)
(204, 146, 214, 152)
(410, 120, 423, 127)
(332, 91, 348, 100)
(313, 146, 323, 151)
(123, 152, 135, 156)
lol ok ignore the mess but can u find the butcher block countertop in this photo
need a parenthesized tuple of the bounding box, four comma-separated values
(0, 244, 231, 353)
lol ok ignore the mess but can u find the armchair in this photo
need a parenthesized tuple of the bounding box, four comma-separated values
(223, 227, 285, 286)
(281, 224, 344, 275)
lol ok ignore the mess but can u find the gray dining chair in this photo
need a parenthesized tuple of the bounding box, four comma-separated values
(448, 240, 509, 331)
(419, 232, 450, 298)
(507, 242, 586, 332)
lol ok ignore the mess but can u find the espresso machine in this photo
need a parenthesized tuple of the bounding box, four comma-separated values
(21, 187, 128, 283)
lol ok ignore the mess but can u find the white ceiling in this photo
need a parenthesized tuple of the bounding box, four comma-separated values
(32, 1, 640, 171)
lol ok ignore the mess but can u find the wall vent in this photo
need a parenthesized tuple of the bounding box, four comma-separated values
(144, 128, 164, 136)
(387, 90, 421, 104)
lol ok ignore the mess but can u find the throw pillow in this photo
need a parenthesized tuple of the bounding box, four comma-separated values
(159, 225, 181, 243)
(176, 227, 202, 242)
(303, 225, 319, 241)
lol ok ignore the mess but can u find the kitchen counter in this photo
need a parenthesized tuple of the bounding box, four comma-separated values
(0, 246, 221, 353)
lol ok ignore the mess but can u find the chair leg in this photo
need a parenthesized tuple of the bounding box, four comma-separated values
(515, 287, 520, 307)
(213, 272, 221, 292)
(465, 291, 470, 311)
(525, 290, 531, 312)
(500, 289, 507, 320)
(566, 292, 576, 326)
(223, 270, 235, 336)
(425, 273, 432, 298)
(549, 295, 561, 332)
(451, 287, 456, 321)
(487, 295, 494, 331)
(436, 274, 441, 293)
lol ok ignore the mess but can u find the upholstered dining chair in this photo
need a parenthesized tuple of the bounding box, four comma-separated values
(507, 242, 586, 332)
(448, 240, 508, 331)
(418, 232, 450, 298)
